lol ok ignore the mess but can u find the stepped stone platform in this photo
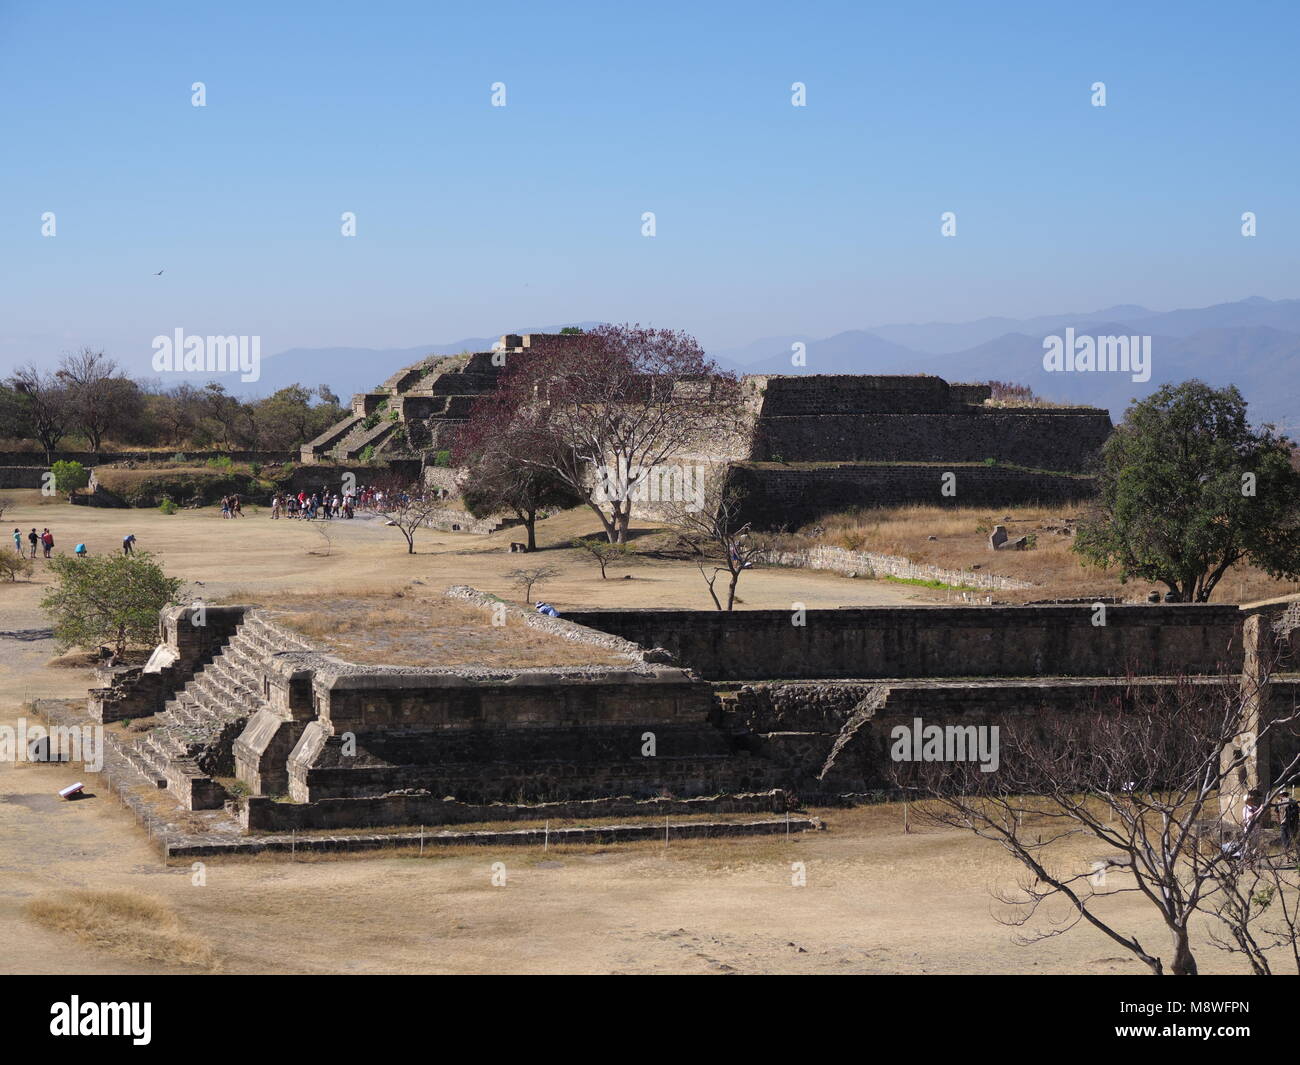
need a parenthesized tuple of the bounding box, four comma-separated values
(78, 591, 1300, 852)
(85, 593, 803, 842)
(301, 331, 1116, 534)
(33, 698, 817, 858)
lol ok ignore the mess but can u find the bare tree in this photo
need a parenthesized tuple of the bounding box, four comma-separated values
(55, 348, 140, 455)
(505, 565, 560, 604)
(571, 537, 633, 579)
(311, 521, 337, 557)
(893, 672, 1300, 975)
(663, 477, 767, 610)
(9, 365, 70, 462)
(1205, 838, 1300, 974)
(371, 476, 447, 554)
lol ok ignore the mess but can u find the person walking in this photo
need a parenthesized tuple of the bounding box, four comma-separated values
(27, 528, 38, 559)
(41, 528, 53, 558)
(122, 533, 136, 556)
(11, 528, 21, 555)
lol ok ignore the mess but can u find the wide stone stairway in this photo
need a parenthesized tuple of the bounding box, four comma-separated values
(122, 614, 300, 809)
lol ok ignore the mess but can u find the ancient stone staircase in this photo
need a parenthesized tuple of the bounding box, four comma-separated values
(122, 613, 303, 808)
(300, 412, 362, 462)
(329, 417, 395, 461)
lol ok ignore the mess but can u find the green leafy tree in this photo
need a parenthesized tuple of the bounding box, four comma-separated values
(253, 384, 345, 450)
(460, 435, 581, 551)
(50, 459, 89, 498)
(41, 552, 183, 656)
(1074, 381, 1300, 602)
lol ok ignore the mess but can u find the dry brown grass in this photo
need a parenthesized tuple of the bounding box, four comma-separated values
(788, 504, 1300, 603)
(232, 588, 630, 668)
(46, 651, 99, 669)
(25, 889, 217, 970)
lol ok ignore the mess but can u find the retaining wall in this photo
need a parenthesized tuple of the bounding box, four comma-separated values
(565, 605, 1244, 681)
(726, 462, 1096, 529)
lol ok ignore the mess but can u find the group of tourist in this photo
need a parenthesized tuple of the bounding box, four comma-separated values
(271, 489, 354, 520)
(219, 494, 244, 518)
(10, 527, 138, 559)
(267, 484, 416, 519)
(12, 527, 55, 558)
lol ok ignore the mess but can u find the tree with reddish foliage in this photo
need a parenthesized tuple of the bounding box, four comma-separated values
(455, 323, 743, 543)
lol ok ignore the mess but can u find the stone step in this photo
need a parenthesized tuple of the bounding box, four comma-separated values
(146, 727, 188, 763)
(161, 697, 205, 732)
(122, 742, 168, 788)
(207, 659, 256, 702)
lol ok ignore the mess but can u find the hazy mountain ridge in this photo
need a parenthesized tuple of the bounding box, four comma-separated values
(240, 299, 1298, 426)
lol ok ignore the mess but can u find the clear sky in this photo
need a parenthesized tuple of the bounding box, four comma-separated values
(2, 0, 1297, 376)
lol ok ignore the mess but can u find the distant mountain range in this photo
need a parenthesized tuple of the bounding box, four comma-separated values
(706, 297, 1300, 427)
(245, 299, 1300, 428)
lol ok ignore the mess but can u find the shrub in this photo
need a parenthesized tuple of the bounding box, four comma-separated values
(0, 548, 33, 582)
(170, 452, 188, 463)
(50, 460, 90, 498)
(837, 531, 867, 552)
(358, 445, 376, 464)
(433, 450, 452, 468)
(205, 455, 235, 471)
(41, 552, 184, 656)
(159, 498, 178, 515)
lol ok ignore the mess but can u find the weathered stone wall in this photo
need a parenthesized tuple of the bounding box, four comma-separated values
(312, 669, 714, 735)
(762, 544, 1034, 591)
(565, 605, 1244, 681)
(720, 676, 1255, 795)
(241, 788, 791, 831)
(725, 462, 1095, 528)
(750, 411, 1112, 468)
(0, 466, 47, 488)
(749, 375, 970, 415)
(737, 376, 1111, 470)
(0, 450, 294, 466)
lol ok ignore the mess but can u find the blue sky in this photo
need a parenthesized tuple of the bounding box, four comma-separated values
(2, 0, 1298, 377)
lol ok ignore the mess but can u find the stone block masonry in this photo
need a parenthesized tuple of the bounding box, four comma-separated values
(739, 375, 1111, 469)
(726, 462, 1095, 529)
(565, 604, 1244, 681)
(762, 544, 1034, 592)
(750, 411, 1112, 469)
(0, 466, 48, 488)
